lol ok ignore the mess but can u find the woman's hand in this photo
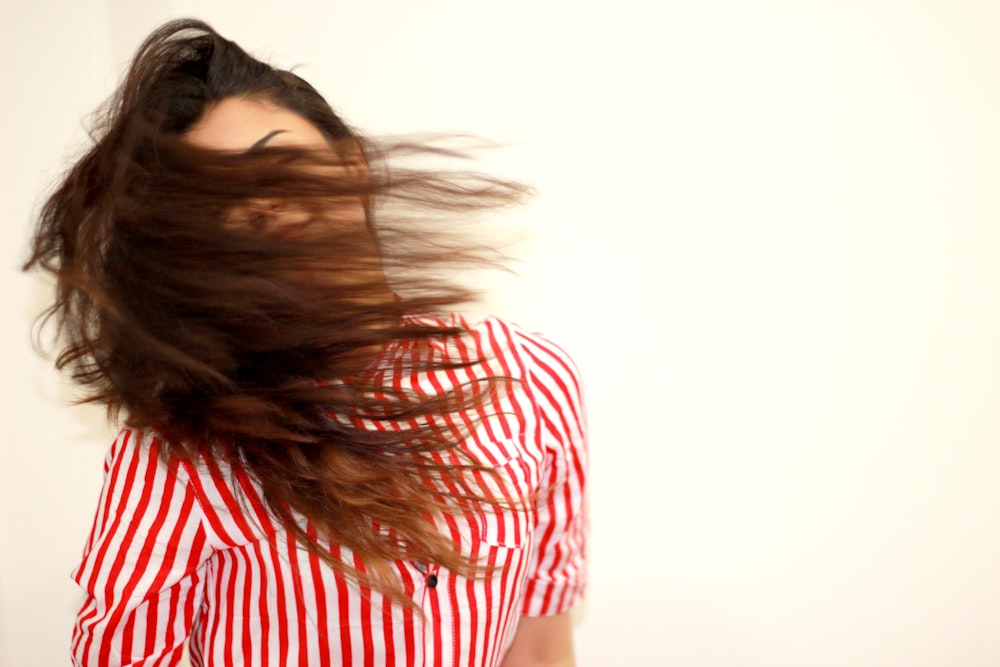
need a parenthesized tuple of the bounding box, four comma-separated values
(501, 613, 576, 667)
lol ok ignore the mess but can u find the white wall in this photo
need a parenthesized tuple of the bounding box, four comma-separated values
(2, 1, 115, 664)
(3, 1, 1000, 665)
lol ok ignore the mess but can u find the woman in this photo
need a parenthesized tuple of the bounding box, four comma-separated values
(26, 18, 586, 667)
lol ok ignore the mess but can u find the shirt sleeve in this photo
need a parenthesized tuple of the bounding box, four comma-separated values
(71, 428, 213, 667)
(513, 330, 588, 617)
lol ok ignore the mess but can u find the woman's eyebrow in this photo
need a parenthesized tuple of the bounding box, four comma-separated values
(249, 129, 288, 150)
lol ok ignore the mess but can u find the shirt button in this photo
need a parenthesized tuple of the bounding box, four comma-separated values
(427, 574, 438, 589)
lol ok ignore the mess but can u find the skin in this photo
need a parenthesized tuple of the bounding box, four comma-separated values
(186, 96, 577, 667)
(185, 96, 329, 152)
(502, 613, 576, 667)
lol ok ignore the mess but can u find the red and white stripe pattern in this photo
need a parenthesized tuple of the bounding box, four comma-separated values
(71, 316, 587, 667)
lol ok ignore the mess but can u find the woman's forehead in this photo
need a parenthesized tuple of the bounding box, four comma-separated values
(184, 97, 327, 151)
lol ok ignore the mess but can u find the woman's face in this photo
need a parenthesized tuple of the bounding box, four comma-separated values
(185, 96, 390, 301)
(185, 96, 368, 234)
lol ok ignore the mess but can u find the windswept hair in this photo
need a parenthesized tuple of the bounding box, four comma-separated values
(25, 18, 529, 602)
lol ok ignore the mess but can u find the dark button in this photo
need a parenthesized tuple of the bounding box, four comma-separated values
(427, 574, 438, 589)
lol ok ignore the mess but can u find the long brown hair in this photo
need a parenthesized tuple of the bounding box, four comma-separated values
(25, 18, 528, 602)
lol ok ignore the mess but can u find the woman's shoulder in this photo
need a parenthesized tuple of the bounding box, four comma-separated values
(104, 426, 173, 472)
(412, 312, 579, 377)
(92, 428, 207, 535)
(468, 315, 583, 391)
(105, 426, 275, 547)
(100, 428, 217, 505)
(106, 426, 203, 472)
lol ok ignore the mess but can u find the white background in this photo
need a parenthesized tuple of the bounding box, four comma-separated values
(3, 1, 1000, 665)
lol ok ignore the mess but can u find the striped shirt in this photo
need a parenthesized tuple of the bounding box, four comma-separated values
(71, 316, 587, 667)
